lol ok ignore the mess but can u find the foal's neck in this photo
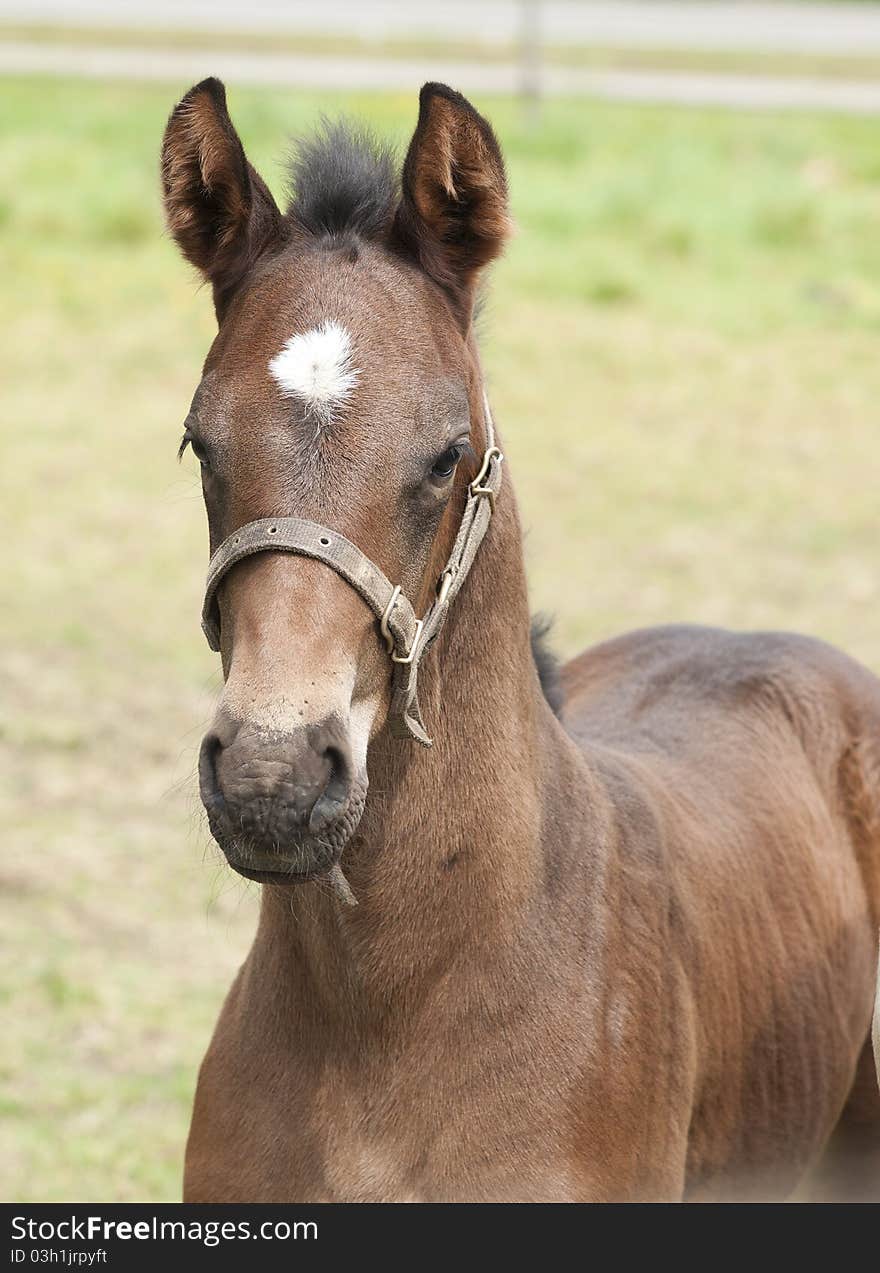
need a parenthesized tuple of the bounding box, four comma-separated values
(256, 477, 571, 1013)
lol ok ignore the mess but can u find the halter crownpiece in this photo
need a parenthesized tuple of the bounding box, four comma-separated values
(200, 392, 503, 747)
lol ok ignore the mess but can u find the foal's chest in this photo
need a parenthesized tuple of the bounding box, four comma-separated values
(277, 1050, 586, 1203)
(306, 1113, 581, 1203)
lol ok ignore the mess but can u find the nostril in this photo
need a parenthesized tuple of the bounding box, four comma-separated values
(198, 732, 225, 813)
(324, 743, 351, 804)
(308, 738, 354, 833)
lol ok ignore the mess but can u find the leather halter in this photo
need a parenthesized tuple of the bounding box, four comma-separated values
(200, 393, 503, 747)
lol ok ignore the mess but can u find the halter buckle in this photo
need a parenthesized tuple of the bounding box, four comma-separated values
(468, 446, 504, 512)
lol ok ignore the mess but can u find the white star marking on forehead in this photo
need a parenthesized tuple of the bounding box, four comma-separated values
(268, 320, 360, 425)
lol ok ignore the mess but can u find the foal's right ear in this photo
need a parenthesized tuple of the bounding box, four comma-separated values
(161, 78, 284, 319)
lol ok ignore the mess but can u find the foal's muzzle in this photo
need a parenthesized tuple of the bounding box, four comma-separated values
(199, 714, 366, 880)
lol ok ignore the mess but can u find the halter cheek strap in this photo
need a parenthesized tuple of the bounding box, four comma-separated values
(200, 394, 503, 747)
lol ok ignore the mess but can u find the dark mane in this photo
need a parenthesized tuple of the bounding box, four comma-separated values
(530, 614, 564, 718)
(286, 120, 399, 241)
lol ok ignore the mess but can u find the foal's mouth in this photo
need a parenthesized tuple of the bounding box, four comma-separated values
(215, 829, 358, 886)
(229, 860, 333, 885)
(204, 783, 368, 886)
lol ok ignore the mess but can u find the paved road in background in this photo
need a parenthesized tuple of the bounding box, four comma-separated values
(5, 39, 880, 114)
(6, 1, 880, 56)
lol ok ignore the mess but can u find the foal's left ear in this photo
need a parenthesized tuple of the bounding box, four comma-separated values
(161, 78, 284, 319)
(392, 83, 511, 325)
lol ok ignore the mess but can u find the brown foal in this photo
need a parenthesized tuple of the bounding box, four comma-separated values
(162, 79, 880, 1201)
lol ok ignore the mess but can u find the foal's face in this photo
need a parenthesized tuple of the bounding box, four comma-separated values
(163, 80, 509, 880)
(190, 247, 476, 878)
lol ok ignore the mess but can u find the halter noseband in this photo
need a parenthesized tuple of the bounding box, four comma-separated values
(200, 394, 503, 747)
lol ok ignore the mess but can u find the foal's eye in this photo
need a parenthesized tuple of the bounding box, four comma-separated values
(178, 431, 210, 466)
(430, 445, 463, 481)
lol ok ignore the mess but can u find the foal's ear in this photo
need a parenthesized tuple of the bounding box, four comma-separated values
(161, 78, 284, 318)
(392, 83, 511, 323)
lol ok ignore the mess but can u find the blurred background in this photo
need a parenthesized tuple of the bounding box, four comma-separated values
(4, 0, 880, 1201)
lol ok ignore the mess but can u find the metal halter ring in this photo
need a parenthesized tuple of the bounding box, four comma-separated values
(436, 567, 456, 607)
(468, 446, 504, 512)
(380, 585, 403, 655)
(380, 587, 423, 664)
(390, 619, 424, 665)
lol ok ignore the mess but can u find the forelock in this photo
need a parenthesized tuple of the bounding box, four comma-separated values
(286, 120, 399, 241)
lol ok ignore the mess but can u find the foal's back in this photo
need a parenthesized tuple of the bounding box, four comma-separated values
(560, 624, 880, 1198)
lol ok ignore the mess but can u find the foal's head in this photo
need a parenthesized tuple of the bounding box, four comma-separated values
(163, 80, 510, 882)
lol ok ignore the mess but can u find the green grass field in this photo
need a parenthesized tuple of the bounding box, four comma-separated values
(4, 74, 880, 1201)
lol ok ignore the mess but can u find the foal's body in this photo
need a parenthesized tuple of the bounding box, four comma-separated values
(187, 602, 880, 1200)
(162, 78, 880, 1201)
